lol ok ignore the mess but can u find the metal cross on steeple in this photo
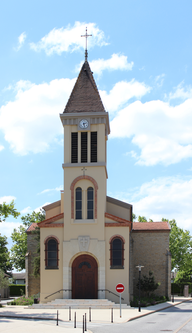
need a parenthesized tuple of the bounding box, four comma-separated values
(81, 27, 92, 61)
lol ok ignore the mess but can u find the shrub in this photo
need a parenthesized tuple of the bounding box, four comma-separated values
(9, 284, 25, 296)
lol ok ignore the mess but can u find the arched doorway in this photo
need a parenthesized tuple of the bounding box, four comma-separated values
(72, 254, 98, 299)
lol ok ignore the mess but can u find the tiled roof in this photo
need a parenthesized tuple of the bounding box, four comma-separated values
(26, 223, 39, 233)
(132, 221, 170, 232)
(64, 61, 106, 113)
(38, 213, 64, 228)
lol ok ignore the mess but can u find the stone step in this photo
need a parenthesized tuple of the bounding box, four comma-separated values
(29, 299, 130, 309)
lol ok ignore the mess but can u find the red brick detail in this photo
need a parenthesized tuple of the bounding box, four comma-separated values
(70, 175, 98, 219)
(105, 222, 131, 227)
(109, 234, 125, 244)
(38, 213, 64, 228)
(105, 212, 132, 226)
(44, 235, 60, 244)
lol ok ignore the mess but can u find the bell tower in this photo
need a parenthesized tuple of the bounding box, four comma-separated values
(60, 60, 110, 242)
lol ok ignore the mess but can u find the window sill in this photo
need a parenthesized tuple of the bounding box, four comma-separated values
(110, 266, 124, 269)
(72, 219, 96, 224)
(45, 267, 59, 270)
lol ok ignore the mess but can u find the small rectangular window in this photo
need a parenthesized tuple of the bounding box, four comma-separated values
(71, 133, 78, 163)
(81, 132, 87, 163)
(91, 132, 97, 162)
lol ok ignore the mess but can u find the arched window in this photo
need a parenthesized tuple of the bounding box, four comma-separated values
(87, 187, 94, 219)
(110, 237, 124, 269)
(76, 187, 82, 219)
(45, 238, 59, 269)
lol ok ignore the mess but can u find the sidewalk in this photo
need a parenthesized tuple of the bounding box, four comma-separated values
(0, 297, 191, 333)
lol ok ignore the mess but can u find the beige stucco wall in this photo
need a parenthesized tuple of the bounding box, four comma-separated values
(40, 227, 64, 303)
(105, 226, 130, 305)
(130, 231, 171, 300)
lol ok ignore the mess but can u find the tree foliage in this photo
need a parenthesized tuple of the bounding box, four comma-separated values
(167, 219, 192, 271)
(0, 269, 10, 289)
(0, 235, 12, 273)
(137, 270, 160, 297)
(11, 210, 45, 271)
(0, 200, 20, 222)
(174, 270, 192, 287)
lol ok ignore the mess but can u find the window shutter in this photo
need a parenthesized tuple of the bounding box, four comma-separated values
(71, 132, 78, 163)
(91, 132, 97, 162)
(81, 132, 87, 163)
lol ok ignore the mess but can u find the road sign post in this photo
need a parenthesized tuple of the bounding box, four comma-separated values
(116, 283, 125, 318)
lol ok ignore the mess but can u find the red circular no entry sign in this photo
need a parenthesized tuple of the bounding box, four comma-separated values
(116, 283, 125, 293)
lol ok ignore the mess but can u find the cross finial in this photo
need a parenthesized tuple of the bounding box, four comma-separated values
(81, 27, 92, 61)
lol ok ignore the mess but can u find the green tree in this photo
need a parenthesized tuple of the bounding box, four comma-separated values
(167, 219, 192, 271)
(132, 213, 137, 221)
(0, 269, 10, 289)
(137, 270, 160, 297)
(0, 200, 20, 222)
(11, 210, 45, 271)
(174, 269, 192, 287)
(138, 216, 147, 222)
(0, 235, 12, 273)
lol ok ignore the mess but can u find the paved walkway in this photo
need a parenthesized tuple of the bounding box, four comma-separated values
(0, 297, 191, 333)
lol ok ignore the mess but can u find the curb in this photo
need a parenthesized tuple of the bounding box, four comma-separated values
(128, 299, 191, 322)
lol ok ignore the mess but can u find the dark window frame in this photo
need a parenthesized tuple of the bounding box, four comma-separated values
(81, 132, 87, 163)
(87, 187, 94, 219)
(75, 187, 82, 219)
(71, 132, 78, 163)
(45, 237, 59, 269)
(110, 237, 124, 269)
(91, 132, 97, 163)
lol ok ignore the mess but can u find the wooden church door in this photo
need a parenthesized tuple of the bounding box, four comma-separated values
(72, 254, 98, 299)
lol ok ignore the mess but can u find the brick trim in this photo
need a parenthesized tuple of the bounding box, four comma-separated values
(109, 234, 125, 244)
(105, 212, 132, 226)
(105, 222, 131, 227)
(44, 235, 60, 244)
(70, 175, 98, 219)
(38, 213, 64, 228)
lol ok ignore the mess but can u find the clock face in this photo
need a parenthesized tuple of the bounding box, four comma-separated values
(79, 119, 89, 129)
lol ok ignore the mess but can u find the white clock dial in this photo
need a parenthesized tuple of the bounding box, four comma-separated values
(79, 119, 89, 129)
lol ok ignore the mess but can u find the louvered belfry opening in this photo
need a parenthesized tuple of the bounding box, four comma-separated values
(81, 132, 87, 163)
(91, 132, 97, 163)
(71, 132, 78, 163)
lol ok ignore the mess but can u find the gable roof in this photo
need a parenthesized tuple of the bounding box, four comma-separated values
(132, 221, 170, 232)
(26, 223, 39, 233)
(38, 213, 64, 228)
(64, 61, 106, 113)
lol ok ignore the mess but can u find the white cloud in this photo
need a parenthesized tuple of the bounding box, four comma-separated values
(20, 206, 32, 214)
(130, 176, 192, 233)
(0, 78, 75, 155)
(0, 221, 23, 238)
(168, 82, 192, 101)
(100, 80, 151, 114)
(110, 98, 192, 165)
(0, 145, 4, 152)
(15, 32, 26, 51)
(30, 22, 108, 55)
(88, 54, 133, 76)
(0, 196, 16, 204)
(38, 185, 63, 195)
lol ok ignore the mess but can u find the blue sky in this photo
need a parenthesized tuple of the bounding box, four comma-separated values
(1, 0, 192, 253)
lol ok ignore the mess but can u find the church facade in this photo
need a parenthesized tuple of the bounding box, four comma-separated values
(26, 59, 171, 304)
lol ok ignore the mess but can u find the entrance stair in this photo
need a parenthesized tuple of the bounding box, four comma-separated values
(29, 299, 130, 309)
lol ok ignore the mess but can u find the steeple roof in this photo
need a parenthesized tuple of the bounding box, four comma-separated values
(63, 61, 106, 113)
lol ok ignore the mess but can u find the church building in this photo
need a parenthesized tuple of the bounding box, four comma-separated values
(26, 50, 171, 304)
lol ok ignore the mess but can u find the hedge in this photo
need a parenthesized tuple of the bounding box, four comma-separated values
(171, 283, 192, 295)
(9, 284, 25, 296)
